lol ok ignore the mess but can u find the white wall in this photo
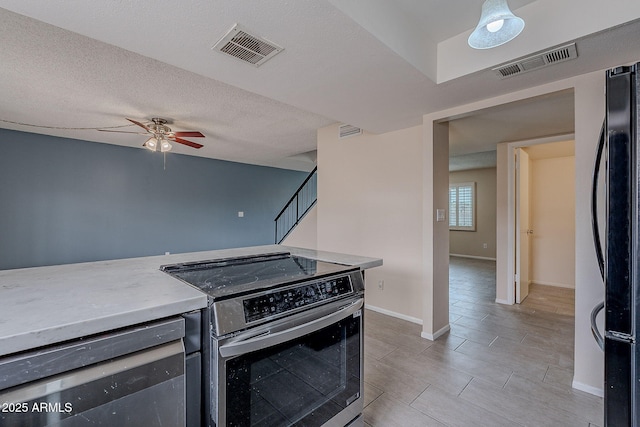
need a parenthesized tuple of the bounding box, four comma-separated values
(492, 74, 603, 395)
(422, 120, 451, 338)
(572, 72, 606, 396)
(315, 70, 605, 396)
(529, 155, 576, 288)
(496, 142, 510, 305)
(317, 124, 425, 323)
(449, 168, 497, 260)
(429, 72, 604, 395)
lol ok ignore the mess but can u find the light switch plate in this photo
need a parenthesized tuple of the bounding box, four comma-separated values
(436, 209, 446, 222)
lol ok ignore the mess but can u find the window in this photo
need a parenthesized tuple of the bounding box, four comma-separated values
(449, 182, 475, 231)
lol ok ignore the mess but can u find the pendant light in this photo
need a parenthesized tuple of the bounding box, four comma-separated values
(468, 0, 525, 49)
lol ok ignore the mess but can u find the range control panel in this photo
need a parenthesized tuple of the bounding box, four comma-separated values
(243, 276, 353, 323)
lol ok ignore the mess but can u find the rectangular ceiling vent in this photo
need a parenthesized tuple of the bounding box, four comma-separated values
(493, 43, 578, 79)
(213, 24, 284, 67)
(339, 124, 362, 139)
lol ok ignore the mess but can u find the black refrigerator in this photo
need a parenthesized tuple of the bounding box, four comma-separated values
(593, 63, 640, 426)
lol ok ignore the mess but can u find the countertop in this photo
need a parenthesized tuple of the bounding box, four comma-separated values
(0, 245, 382, 357)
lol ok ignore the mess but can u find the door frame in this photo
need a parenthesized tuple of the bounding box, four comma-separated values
(505, 133, 575, 304)
(515, 147, 531, 304)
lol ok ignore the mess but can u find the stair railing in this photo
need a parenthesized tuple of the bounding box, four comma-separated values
(275, 166, 317, 243)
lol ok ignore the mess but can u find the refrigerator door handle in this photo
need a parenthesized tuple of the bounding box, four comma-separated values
(590, 301, 605, 350)
(589, 121, 606, 352)
(607, 330, 635, 343)
(591, 121, 606, 281)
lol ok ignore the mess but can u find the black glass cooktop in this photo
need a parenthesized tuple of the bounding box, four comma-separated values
(161, 252, 354, 300)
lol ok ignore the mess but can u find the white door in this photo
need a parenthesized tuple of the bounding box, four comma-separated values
(515, 148, 531, 303)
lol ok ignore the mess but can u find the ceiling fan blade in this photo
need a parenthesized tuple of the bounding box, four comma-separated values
(97, 129, 149, 135)
(173, 131, 205, 138)
(171, 137, 203, 149)
(126, 118, 152, 132)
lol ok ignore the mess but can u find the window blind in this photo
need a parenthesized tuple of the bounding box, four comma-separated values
(449, 182, 475, 231)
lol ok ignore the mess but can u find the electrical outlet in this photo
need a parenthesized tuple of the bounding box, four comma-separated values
(483, 243, 488, 249)
(378, 280, 384, 290)
(238, 211, 244, 218)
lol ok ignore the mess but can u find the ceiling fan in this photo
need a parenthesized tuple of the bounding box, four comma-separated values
(99, 118, 204, 152)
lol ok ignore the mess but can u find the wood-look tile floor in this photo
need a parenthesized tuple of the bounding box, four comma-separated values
(362, 256, 603, 427)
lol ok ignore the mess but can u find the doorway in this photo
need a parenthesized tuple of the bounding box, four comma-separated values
(445, 89, 575, 307)
(515, 147, 531, 303)
(511, 139, 576, 307)
(433, 83, 606, 400)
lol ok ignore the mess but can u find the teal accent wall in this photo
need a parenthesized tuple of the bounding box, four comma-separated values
(0, 129, 307, 269)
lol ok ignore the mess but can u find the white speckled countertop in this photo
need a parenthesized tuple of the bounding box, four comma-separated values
(0, 245, 382, 357)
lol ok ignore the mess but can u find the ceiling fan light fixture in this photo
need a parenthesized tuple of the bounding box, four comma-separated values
(468, 0, 524, 49)
(116, 118, 204, 151)
(144, 136, 158, 151)
(160, 139, 172, 152)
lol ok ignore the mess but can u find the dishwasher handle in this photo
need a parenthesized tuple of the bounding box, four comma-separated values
(0, 340, 185, 419)
(219, 298, 364, 358)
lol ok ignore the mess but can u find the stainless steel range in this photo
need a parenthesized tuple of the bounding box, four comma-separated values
(162, 252, 365, 427)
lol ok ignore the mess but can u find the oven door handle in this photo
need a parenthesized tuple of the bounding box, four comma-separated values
(219, 298, 364, 358)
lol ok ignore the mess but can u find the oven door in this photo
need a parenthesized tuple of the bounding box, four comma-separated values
(216, 297, 364, 427)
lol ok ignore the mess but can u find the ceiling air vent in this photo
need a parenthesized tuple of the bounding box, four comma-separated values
(493, 43, 578, 79)
(339, 124, 362, 139)
(213, 24, 284, 67)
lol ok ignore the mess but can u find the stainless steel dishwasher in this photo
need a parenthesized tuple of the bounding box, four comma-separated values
(0, 317, 187, 427)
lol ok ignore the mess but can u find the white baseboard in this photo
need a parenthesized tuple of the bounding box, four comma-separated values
(572, 380, 604, 397)
(495, 298, 512, 305)
(530, 280, 575, 289)
(365, 305, 451, 341)
(449, 254, 496, 261)
(364, 304, 423, 325)
(421, 324, 451, 341)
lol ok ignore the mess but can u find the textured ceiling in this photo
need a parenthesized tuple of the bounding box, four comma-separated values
(0, 9, 333, 171)
(449, 89, 575, 157)
(0, 1, 639, 171)
(448, 90, 574, 170)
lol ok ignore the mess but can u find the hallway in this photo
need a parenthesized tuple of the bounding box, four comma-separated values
(362, 257, 602, 426)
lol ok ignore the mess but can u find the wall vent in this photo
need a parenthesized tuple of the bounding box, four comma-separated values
(213, 24, 284, 67)
(339, 124, 362, 138)
(493, 43, 578, 79)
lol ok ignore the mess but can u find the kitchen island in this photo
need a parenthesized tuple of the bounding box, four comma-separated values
(0, 245, 381, 426)
(0, 245, 382, 357)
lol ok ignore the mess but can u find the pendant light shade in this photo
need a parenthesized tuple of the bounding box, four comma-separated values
(468, 0, 525, 49)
